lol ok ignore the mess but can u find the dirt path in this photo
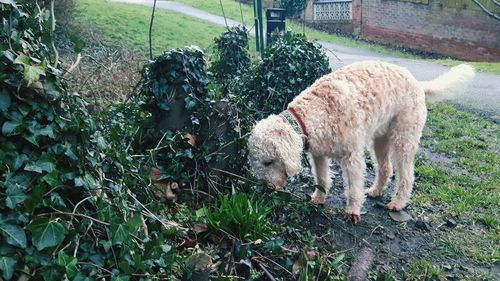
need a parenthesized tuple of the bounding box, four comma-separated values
(110, 0, 500, 123)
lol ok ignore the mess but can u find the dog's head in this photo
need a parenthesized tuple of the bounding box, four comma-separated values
(248, 115, 303, 189)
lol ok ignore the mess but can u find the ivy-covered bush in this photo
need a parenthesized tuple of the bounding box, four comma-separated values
(0, 1, 185, 280)
(235, 31, 331, 117)
(141, 46, 208, 129)
(210, 25, 251, 85)
(139, 47, 248, 191)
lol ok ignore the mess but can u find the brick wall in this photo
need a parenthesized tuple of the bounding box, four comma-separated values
(360, 0, 500, 61)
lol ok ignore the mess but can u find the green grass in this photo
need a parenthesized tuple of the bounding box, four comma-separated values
(204, 193, 273, 240)
(405, 259, 446, 281)
(173, 0, 500, 75)
(75, 0, 227, 56)
(414, 103, 500, 263)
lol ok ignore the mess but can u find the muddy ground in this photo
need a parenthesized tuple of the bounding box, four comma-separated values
(282, 158, 460, 280)
(273, 149, 497, 280)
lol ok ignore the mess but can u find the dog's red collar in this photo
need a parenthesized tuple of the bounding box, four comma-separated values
(287, 107, 308, 137)
(280, 107, 309, 150)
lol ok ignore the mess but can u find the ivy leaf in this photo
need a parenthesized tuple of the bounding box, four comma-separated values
(0, 91, 11, 111)
(2, 120, 23, 136)
(37, 125, 55, 139)
(63, 143, 78, 161)
(82, 173, 97, 189)
(5, 184, 27, 209)
(42, 80, 61, 100)
(0, 50, 15, 61)
(26, 218, 68, 250)
(13, 54, 29, 65)
(57, 251, 78, 278)
(0, 256, 16, 280)
(69, 33, 85, 53)
(110, 223, 129, 245)
(0, 224, 27, 248)
(125, 215, 143, 233)
(24, 159, 55, 173)
(42, 171, 60, 187)
(25, 185, 45, 211)
(23, 64, 46, 86)
(23, 133, 39, 147)
(13, 154, 29, 171)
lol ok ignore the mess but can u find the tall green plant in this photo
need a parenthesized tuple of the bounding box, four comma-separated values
(234, 31, 331, 118)
(210, 25, 251, 84)
(206, 193, 273, 240)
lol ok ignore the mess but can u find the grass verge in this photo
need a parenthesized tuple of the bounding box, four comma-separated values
(75, 0, 227, 56)
(174, 0, 500, 75)
(415, 103, 499, 263)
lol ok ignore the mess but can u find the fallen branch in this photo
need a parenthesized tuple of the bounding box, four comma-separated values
(38, 211, 110, 226)
(347, 247, 374, 281)
(252, 258, 276, 281)
(66, 53, 83, 75)
(50, 0, 59, 69)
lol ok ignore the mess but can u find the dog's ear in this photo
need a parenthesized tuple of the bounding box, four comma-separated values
(273, 126, 303, 177)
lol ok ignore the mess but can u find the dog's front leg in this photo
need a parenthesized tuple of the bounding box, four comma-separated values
(310, 155, 331, 204)
(341, 151, 366, 224)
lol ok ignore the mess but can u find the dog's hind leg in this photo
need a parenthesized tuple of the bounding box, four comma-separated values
(387, 112, 425, 210)
(341, 149, 366, 223)
(366, 134, 393, 198)
(310, 155, 331, 204)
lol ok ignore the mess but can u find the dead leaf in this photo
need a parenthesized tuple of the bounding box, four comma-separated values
(186, 133, 196, 147)
(292, 256, 302, 276)
(177, 237, 197, 250)
(209, 234, 222, 244)
(306, 249, 316, 260)
(192, 223, 209, 234)
(149, 167, 161, 181)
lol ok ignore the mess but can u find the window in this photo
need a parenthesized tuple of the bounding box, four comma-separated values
(313, 0, 352, 21)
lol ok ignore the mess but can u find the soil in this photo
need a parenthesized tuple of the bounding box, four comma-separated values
(279, 159, 495, 280)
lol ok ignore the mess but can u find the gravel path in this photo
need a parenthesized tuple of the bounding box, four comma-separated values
(111, 0, 500, 121)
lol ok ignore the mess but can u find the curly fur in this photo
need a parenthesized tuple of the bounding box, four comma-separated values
(248, 61, 475, 221)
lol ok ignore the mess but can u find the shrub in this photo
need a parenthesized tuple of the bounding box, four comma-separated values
(141, 46, 209, 132)
(210, 25, 251, 85)
(205, 193, 273, 240)
(235, 31, 331, 117)
(275, 0, 307, 17)
(0, 1, 184, 279)
(138, 47, 249, 190)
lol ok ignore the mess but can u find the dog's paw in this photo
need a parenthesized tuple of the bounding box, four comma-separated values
(345, 213, 361, 224)
(310, 194, 326, 205)
(365, 187, 381, 198)
(386, 201, 405, 211)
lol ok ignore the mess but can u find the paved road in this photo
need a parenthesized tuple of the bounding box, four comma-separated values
(111, 0, 500, 121)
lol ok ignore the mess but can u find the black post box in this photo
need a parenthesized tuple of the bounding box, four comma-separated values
(266, 8, 286, 47)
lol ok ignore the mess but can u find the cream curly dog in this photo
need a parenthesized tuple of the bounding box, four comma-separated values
(249, 61, 475, 223)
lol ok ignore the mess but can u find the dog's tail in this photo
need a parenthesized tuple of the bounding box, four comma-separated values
(419, 64, 475, 102)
